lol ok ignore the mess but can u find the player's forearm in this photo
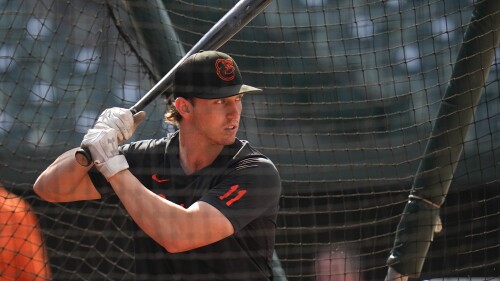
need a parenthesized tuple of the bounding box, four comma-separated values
(108, 170, 191, 252)
(109, 170, 226, 253)
(34, 148, 101, 202)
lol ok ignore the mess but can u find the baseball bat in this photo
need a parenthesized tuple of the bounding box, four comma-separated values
(75, 0, 272, 166)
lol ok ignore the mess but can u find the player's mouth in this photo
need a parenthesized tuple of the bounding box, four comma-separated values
(225, 122, 239, 131)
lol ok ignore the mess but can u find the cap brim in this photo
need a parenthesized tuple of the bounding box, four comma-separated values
(195, 84, 262, 99)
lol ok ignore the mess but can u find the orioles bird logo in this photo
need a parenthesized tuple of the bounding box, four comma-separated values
(215, 58, 236, 81)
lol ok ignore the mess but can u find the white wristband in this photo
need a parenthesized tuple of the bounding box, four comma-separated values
(95, 154, 129, 180)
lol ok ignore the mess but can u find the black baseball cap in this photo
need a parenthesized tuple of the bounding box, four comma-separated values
(172, 50, 261, 99)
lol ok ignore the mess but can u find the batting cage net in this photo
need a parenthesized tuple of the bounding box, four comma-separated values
(0, 0, 499, 280)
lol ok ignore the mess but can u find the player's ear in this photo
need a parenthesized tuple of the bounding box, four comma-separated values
(175, 97, 192, 117)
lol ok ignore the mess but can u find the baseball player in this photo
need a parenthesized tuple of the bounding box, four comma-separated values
(34, 51, 282, 280)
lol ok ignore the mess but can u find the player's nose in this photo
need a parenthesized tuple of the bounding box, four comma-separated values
(226, 99, 241, 119)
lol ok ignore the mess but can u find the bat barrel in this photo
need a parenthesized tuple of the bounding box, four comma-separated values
(130, 0, 271, 113)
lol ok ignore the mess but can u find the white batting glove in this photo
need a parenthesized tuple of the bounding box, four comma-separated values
(81, 128, 129, 180)
(94, 107, 134, 144)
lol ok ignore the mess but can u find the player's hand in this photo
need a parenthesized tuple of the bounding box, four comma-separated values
(81, 127, 129, 179)
(94, 107, 146, 144)
(81, 128, 118, 164)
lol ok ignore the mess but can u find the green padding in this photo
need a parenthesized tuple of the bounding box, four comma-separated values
(122, 0, 184, 80)
(386, 199, 440, 278)
(386, 0, 500, 278)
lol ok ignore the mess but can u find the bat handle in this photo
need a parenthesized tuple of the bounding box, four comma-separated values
(75, 147, 92, 167)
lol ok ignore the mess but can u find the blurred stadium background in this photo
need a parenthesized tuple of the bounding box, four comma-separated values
(0, 0, 499, 280)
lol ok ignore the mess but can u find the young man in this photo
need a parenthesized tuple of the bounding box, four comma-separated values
(34, 50, 282, 280)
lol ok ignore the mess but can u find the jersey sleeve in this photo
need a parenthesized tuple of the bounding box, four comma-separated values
(199, 156, 282, 232)
(88, 166, 113, 198)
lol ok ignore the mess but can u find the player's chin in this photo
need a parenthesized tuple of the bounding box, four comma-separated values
(220, 132, 237, 145)
(221, 136, 237, 145)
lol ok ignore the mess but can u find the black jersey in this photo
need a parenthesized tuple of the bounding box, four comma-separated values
(89, 132, 282, 280)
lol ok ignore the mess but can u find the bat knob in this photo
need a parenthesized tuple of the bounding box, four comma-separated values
(75, 147, 93, 167)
